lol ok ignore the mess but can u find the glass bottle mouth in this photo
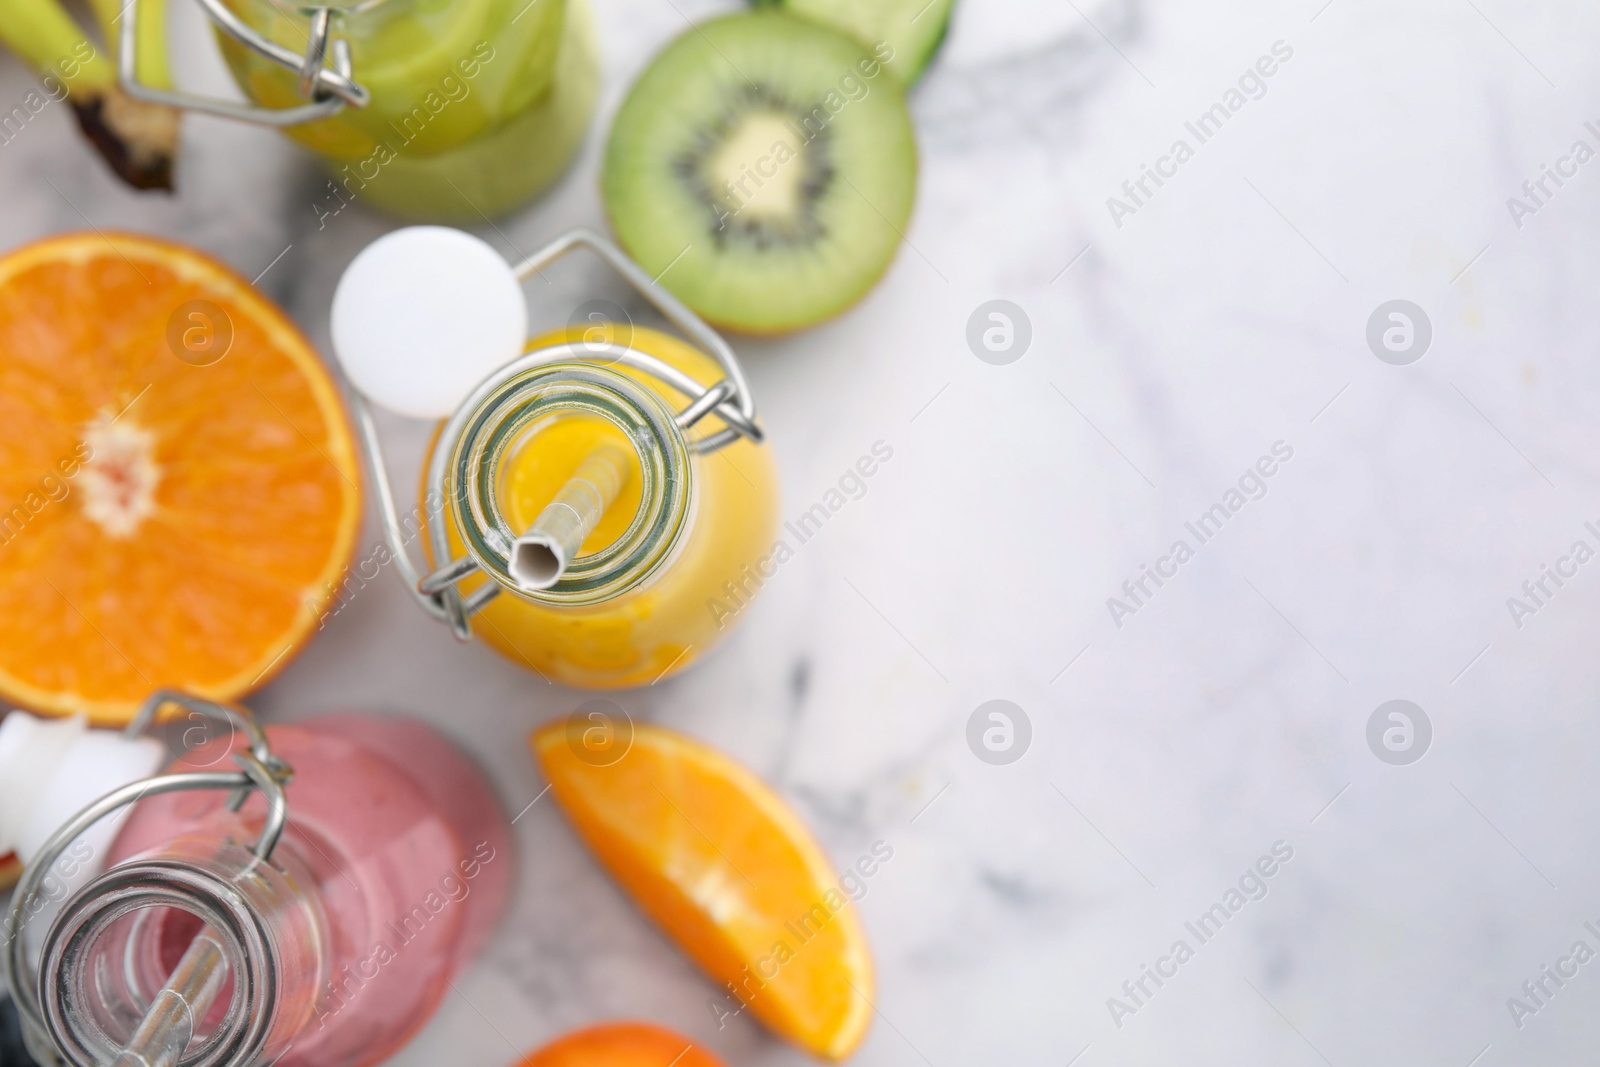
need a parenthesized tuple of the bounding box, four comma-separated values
(438, 352, 695, 607)
(37, 846, 309, 1067)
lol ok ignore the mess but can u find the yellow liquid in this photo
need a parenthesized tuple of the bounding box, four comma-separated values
(425, 326, 779, 688)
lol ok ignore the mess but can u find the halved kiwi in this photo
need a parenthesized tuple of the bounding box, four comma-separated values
(753, 0, 957, 84)
(602, 11, 917, 335)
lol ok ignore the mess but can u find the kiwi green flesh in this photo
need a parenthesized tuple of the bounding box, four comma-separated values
(756, 0, 957, 84)
(604, 11, 917, 334)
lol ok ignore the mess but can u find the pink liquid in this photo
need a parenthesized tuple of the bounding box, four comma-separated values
(109, 714, 511, 1067)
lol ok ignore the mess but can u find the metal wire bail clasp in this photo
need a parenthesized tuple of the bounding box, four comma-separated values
(348, 228, 765, 642)
(119, 0, 370, 126)
(2, 690, 294, 1050)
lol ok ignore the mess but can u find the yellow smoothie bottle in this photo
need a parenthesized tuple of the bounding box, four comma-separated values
(333, 228, 779, 689)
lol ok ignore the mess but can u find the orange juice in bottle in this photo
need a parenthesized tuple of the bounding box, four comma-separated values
(423, 324, 778, 687)
(334, 228, 778, 689)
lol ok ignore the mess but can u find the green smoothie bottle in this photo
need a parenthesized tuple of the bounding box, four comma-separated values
(119, 0, 597, 220)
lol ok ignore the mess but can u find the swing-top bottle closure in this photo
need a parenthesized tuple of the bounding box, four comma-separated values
(342, 228, 765, 643)
(116, 0, 371, 127)
(430, 354, 696, 611)
(4, 692, 298, 1067)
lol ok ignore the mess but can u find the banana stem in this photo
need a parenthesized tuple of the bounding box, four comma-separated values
(0, 0, 180, 188)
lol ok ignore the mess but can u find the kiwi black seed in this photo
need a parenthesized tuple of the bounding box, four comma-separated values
(603, 11, 918, 335)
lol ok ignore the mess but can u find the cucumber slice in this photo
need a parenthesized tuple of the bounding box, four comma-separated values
(753, 0, 955, 84)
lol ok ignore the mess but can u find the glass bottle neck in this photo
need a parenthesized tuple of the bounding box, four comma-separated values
(442, 360, 695, 607)
(37, 837, 325, 1067)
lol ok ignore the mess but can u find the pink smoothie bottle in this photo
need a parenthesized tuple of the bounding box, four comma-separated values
(10, 694, 510, 1067)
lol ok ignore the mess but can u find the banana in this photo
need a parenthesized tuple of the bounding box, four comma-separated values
(87, 0, 173, 89)
(0, 0, 103, 78)
(0, 0, 178, 189)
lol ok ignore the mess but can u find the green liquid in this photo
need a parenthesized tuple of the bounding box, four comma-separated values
(219, 0, 598, 219)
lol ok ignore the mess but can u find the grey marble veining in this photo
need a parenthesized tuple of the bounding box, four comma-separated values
(4, 0, 1600, 1063)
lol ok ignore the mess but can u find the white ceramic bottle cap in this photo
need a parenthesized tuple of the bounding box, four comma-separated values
(330, 226, 529, 420)
(0, 711, 165, 866)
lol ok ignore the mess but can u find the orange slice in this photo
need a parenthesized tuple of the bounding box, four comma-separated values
(0, 232, 360, 724)
(516, 1021, 725, 1067)
(533, 721, 874, 1060)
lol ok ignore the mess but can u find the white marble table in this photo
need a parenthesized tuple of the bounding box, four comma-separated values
(5, 0, 1600, 1063)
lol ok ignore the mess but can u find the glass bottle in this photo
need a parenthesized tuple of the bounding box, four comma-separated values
(420, 324, 780, 688)
(337, 229, 781, 690)
(126, 0, 598, 220)
(7, 695, 509, 1067)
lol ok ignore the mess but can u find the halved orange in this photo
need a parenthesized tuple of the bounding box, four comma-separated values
(515, 1021, 725, 1067)
(0, 231, 360, 724)
(533, 722, 874, 1061)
